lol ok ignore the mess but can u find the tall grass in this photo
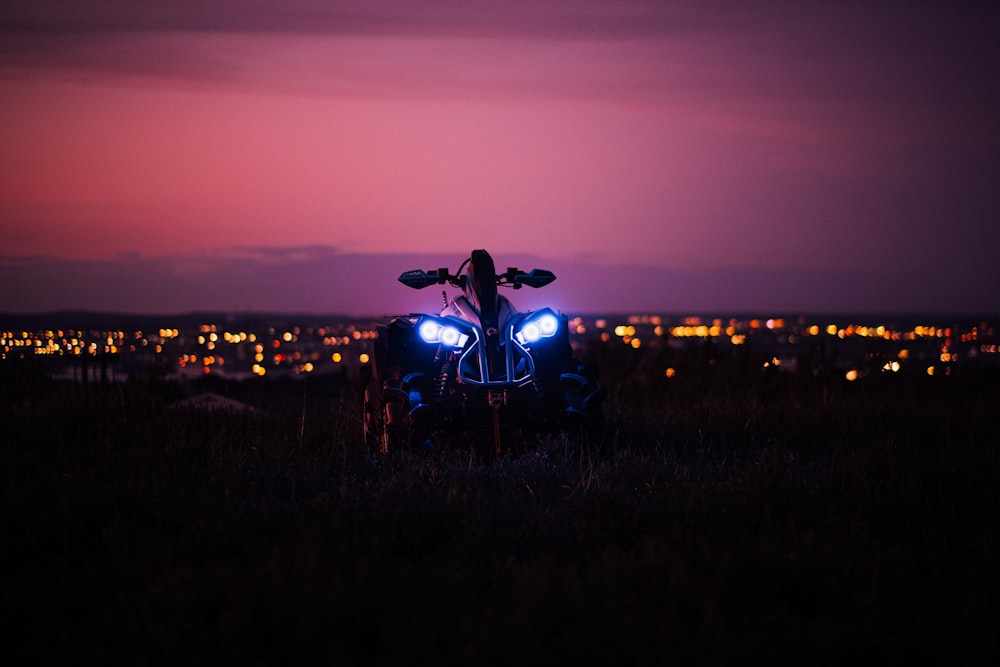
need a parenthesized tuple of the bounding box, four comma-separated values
(2, 360, 998, 665)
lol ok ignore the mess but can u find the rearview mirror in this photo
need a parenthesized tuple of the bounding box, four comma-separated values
(511, 269, 556, 289)
(398, 269, 444, 289)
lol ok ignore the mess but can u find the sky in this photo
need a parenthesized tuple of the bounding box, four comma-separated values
(1, 1, 998, 316)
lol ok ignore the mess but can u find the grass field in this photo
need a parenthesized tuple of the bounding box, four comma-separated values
(2, 356, 999, 665)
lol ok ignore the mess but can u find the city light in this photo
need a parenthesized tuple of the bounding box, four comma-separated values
(2, 314, 995, 382)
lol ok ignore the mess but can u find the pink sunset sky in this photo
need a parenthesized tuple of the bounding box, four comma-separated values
(1, 1, 998, 315)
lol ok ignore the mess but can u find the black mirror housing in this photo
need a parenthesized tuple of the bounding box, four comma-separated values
(512, 269, 556, 289)
(398, 269, 444, 289)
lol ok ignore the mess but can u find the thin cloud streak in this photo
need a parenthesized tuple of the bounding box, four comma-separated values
(4, 2, 994, 108)
(0, 1, 824, 40)
(1, 248, 994, 316)
(3, 3, 992, 166)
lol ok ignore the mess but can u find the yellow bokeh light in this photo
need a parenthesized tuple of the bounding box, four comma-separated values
(359, 353, 370, 364)
(846, 369, 859, 381)
(332, 352, 342, 363)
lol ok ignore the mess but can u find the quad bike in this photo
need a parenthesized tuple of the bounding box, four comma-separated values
(361, 249, 605, 454)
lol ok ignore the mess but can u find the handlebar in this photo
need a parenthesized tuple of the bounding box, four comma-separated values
(398, 267, 555, 290)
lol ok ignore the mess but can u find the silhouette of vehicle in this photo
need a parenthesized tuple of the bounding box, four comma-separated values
(361, 249, 604, 454)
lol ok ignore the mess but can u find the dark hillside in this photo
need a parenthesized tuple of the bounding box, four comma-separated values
(2, 364, 998, 665)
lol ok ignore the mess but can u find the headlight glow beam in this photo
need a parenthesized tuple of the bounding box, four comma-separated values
(536, 313, 558, 336)
(418, 320, 441, 344)
(440, 326, 463, 347)
(521, 323, 541, 343)
(515, 311, 560, 345)
(418, 319, 468, 348)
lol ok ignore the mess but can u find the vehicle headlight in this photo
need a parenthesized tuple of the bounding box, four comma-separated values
(418, 318, 469, 348)
(515, 310, 560, 345)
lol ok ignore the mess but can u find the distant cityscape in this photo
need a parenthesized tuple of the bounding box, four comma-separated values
(2, 311, 998, 384)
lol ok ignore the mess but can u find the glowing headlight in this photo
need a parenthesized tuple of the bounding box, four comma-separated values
(440, 326, 463, 347)
(418, 320, 441, 343)
(418, 319, 468, 348)
(515, 311, 560, 345)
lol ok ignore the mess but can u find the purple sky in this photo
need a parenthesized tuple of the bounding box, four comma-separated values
(2, 1, 998, 315)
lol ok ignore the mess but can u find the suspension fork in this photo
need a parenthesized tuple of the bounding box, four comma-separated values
(432, 348, 456, 402)
(488, 389, 509, 454)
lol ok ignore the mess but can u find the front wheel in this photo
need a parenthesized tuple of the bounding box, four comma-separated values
(360, 363, 433, 454)
(360, 363, 387, 453)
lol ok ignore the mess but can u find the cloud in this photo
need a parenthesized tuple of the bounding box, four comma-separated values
(4, 1, 994, 145)
(224, 245, 341, 263)
(0, 1, 778, 39)
(2, 2, 997, 316)
(2, 247, 995, 316)
(4, 0, 995, 163)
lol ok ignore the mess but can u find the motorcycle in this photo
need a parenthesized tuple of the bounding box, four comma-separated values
(361, 249, 605, 454)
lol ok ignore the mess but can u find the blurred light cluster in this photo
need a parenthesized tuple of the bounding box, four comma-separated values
(4, 314, 998, 383)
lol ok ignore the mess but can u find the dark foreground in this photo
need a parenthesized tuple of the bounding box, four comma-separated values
(2, 365, 999, 665)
